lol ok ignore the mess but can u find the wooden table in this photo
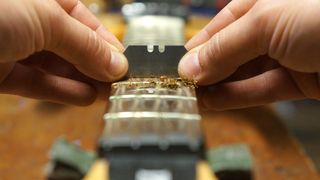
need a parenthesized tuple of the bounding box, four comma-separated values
(0, 95, 319, 179)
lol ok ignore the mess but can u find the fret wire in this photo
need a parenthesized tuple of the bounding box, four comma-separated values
(110, 94, 197, 101)
(100, 14, 202, 150)
(104, 112, 201, 121)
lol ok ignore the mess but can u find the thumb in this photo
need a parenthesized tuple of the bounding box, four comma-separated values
(179, 12, 266, 85)
(46, 6, 128, 82)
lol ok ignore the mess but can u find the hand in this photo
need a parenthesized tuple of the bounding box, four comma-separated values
(0, 0, 128, 106)
(178, 0, 320, 110)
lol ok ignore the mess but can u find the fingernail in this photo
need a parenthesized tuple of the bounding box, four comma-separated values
(96, 26, 125, 52)
(108, 51, 128, 78)
(179, 52, 202, 79)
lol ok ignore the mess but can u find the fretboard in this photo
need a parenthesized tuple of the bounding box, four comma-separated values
(100, 14, 202, 151)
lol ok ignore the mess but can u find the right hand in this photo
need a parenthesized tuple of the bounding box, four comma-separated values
(179, 0, 320, 110)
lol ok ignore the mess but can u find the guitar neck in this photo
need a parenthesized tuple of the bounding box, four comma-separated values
(100, 14, 202, 151)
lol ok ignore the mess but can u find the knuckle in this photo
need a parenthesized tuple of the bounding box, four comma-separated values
(200, 31, 224, 69)
(85, 31, 107, 59)
(249, 0, 286, 53)
(39, 0, 67, 49)
(222, 6, 237, 22)
(1, 0, 47, 61)
(251, 15, 271, 49)
(84, 31, 112, 79)
(85, 31, 99, 55)
(56, 0, 79, 14)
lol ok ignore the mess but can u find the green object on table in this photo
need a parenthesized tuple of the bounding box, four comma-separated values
(206, 144, 253, 172)
(49, 138, 97, 174)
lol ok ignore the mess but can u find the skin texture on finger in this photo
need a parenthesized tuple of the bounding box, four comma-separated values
(55, 0, 79, 13)
(185, 0, 257, 50)
(179, 13, 265, 85)
(21, 51, 111, 100)
(0, 64, 97, 106)
(1, 0, 128, 82)
(42, 3, 128, 82)
(56, 0, 124, 51)
(21, 51, 92, 81)
(221, 56, 279, 82)
(199, 68, 305, 110)
(268, 0, 320, 72)
(0, 0, 46, 62)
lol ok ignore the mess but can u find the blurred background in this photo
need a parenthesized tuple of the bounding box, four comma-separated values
(274, 100, 320, 170)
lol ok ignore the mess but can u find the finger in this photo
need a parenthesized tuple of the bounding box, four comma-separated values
(198, 68, 305, 110)
(222, 56, 279, 82)
(0, 64, 97, 106)
(179, 11, 265, 85)
(21, 51, 91, 82)
(186, 0, 257, 50)
(46, 4, 128, 82)
(289, 71, 320, 99)
(56, 0, 124, 51)
(21, 52, 111, 100)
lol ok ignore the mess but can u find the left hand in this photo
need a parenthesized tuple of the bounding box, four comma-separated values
(0, 0, 128, 106)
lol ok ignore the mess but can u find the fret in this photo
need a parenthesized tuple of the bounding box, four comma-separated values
(109, 94, 197, 101)
(100, 78, 201, 150)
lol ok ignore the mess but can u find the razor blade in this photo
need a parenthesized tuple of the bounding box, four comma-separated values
(124, 45, 187, 78)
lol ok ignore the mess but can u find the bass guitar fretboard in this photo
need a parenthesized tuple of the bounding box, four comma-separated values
(100, 14, 202, 151)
